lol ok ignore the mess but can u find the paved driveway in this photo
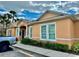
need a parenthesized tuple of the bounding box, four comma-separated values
(13, 44, 79, 57)
(0, 47, 29, 57)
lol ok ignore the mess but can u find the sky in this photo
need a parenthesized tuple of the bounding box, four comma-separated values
(0, 1, 79, 21)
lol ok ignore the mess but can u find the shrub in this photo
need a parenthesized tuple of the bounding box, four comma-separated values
(21, 38, 44, 47)
(21, 38, 69, 52)
(29, 40, 44, 47)
(21, 37, 31, 44)
(44, 42, 68, 52)
(37, 41, 44, 47)
(71, 42, 79, 54)
(44, 42, 54, 49)
(30, 40, 40, 46)
(53, 43, 69, 52)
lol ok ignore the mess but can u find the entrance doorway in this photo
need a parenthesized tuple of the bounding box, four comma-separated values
(20, 26, 26, 39)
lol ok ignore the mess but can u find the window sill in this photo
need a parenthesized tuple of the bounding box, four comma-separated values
(40, 39, 56, 42)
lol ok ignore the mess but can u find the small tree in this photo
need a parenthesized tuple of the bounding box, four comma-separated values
(0, 10, 19, 36)
(0, 13, 11, 36)
(9, 10, 17, 22)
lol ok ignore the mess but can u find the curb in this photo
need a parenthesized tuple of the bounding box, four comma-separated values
(16, 49, 35, 57)
(12, 45, 47, 57)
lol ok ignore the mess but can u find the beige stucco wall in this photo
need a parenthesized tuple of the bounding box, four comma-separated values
(29, 18, 76, 47)
(18, 21, 28, 27)
(55, 19, 75, 47)
(56, 19, 74, 39)
(32, 11, 75, 39)
(7, 28, 16, 36)
(11, 27, 16, 36)
(74, 21, 79, 38)
(40, 12, 57, 20)
(30, 18, 74, 39)
(28, 24, 40, 40)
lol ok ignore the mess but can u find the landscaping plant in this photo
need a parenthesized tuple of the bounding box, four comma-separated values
(21, 38, 69, 52)
(71, 42, 79, 54)
(21, 37, 31, 44)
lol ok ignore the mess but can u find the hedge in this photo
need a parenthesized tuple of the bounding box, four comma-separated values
(21, 37, 69, 52)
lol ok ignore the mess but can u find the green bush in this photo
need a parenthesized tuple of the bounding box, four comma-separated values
(37, 41, 45, 47)
(30, 40, 44, 47)
(44, 42, 54, 49)
(21, 38, 44, 47)
(30, 40, 40, 46)
(53, 43, 69, 52)
(44, 42, 68, 52)
(71, 42, 79, 54)
(21, 37, 31, 44)
(21, 38, 69, 52)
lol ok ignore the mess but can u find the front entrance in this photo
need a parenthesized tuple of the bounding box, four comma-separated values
(20, 26, 26, 39)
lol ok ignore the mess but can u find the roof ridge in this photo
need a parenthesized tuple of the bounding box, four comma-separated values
(36, 10, 68, 21)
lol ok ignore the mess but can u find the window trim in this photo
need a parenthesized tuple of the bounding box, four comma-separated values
(40, 24, 47, 40)
(29, 26, 32, 39)
(40, 22, 56, 41)
(16, 28, 18, 36)
(48, 23, 56, 40)
(8, 29, 12, 36)
(25, 26, 28, 37)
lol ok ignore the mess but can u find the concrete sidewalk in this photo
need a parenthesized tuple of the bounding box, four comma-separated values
(13, 43, 78, 57)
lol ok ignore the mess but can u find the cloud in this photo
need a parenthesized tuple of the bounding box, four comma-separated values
(17, 9, 42, 20)
(0, 1, 79, 21)
(32, 18, 37, 20)
(17, 17, 26, 19)
(20, 8, 43, 13)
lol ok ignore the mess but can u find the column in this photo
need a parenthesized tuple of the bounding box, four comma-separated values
(18, 27, 20, 36)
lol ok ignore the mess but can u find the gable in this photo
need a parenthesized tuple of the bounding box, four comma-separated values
(18, 21, 28, 27)
(38, 11, 65, 21)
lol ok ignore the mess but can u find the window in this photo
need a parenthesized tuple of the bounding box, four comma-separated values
(27, 28, 29, 37)
(41, 25, 47, 39)
(48, 24, 55, 40)
(8, 30, 12, 36)
(41, 23, 56, 41)
(16, 28, 18, 36)
(29, 26, 32, 38)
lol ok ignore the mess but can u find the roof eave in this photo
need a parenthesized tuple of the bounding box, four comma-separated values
(28, 15, 70, 26)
